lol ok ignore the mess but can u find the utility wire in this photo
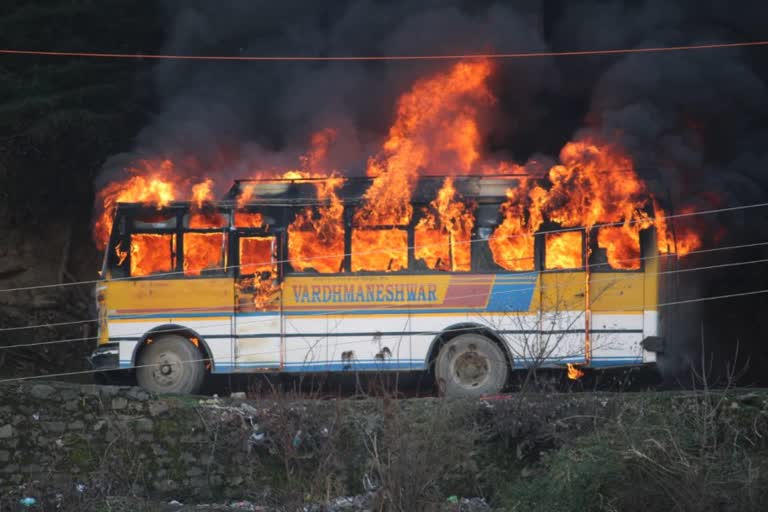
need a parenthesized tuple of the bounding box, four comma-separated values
(2, 199, 766, 295)
(1, 41, 766, 62)
(2, 284, 768, 386)
(3, 253, 768, 351)
(2, 234, 767, 334)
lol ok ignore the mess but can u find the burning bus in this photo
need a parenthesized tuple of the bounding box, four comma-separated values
(89, 59, 697, 396)
(90, 172, 681, 397)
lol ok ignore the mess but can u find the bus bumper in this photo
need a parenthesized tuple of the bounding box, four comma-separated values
(641, 336, 665, 353)
(89, 343, 119, 370)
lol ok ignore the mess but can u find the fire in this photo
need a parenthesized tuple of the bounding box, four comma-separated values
(490, 141, 700, 270)
(351, 60, 493, 271)
(288, 176, 345, 273)
(414, 178, 475, 271)
(286, 129, 346, 273)
(96, 58, 702, 287)
(94, 160, 178, 249)
(489, 180, 546, 271)
(234, 211, 264, 229)
(184, 232, 225, 276)
(130, 233, 175, 277)
(545, 231, 583, 270)
(567, 363, 584, 380)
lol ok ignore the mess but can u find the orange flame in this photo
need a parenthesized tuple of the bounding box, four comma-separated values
(96, 59, 702, 283)
(130, 233, 175, 277)
(94, 160, 177, 249)
(414, 177, 475, 271)
(567, 363, 584, 380)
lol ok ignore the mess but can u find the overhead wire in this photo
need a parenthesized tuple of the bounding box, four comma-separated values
(2, 199, 767, 295)
(1, 40, 766, 62)
(3, 251, 768, 352)
(2, 228, 768, 335)
(3, 284, 768, 386)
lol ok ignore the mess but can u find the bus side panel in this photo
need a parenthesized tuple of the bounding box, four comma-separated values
(589, 271, 645, 367)
(105, 277, 235, 370)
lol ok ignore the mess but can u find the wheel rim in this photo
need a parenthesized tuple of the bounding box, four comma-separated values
(149, 350, 185, 388)
(450, 346, 490, 389)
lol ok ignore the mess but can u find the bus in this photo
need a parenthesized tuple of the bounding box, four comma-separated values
(90, 176, 664, 397)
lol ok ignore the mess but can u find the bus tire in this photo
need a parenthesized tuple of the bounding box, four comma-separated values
(435, 333, 508, 398)
(135, 335, 205, 395)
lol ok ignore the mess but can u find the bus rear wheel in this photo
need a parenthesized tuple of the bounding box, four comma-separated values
(136, 335, 205, 395)
(435, 333, 508, 398)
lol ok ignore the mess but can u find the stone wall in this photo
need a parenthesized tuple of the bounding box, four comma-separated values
(0, 381, 623, 509)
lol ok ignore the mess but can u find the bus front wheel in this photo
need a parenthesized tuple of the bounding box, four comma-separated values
(136, 335, 205, 395)
(435, 333, 508, 398)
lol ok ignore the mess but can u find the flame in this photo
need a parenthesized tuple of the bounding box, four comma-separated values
(184, 232, 226, 276)
(489, 180, 546, 271)
(545, 231, 583, 270)
(130, 233, 175, 277)
(191, 179, 213, 208)
(567, 363, 584, 380)
(414, 177, 475, 271)
(234, 211, 264, 229)
(96, 59, 702, 284)
(94, 160, 177, 249)
(238, 236, 279, 309)
(288, 176, 345, 273)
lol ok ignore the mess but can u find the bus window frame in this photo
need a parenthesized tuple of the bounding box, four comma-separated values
(233, 227, 283, 281)
(180, 207, 232, 278)
(588, 226, 648, 273)
(540, 227, 587, 273)
(113, 206, 184, 280)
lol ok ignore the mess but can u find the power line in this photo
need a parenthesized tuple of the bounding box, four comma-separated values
(1, 41, 767, 62)
(2, 199, 767, 295)
(4, 252, 768, 350)
(2, 284, 768, 386)
(2, 232, 767, 335)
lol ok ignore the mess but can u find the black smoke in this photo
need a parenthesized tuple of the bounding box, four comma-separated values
(101, 0, 768, 383)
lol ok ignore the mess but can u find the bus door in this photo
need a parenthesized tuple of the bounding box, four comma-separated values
(233, 231, 283, 370)
(538, 228, 589, 364)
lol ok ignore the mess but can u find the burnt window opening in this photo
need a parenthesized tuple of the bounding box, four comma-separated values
(183, 232, 228, 276)
(239, 236, 277, 277)
(185, 209, 228, 229)
(351, 227, 408, 272)
(129, 233, 177, 277)
(544, 231, 584, 270)
(133, 210, 177, 230)
(590, 226, 644, 271)
(480, 204, 535, 272)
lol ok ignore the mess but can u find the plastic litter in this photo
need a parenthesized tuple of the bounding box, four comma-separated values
(19, 497, 37, 507)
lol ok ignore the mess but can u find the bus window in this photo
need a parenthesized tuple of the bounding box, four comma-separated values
(488, 231, 535, 271)
(133, 211, 177, 230)
(130, 233, 176, 277)
(414, 228, 471, 271)
(595, 226, 641, 270)
(234, 210, 264, 229)
(239, 236, 276, 275)
(351, 229, 407, 272)
(183, 232, 227, 276)
(545, 231, 583, 270)
(288, 229, 345, 273)
(186, 210, 227, 229)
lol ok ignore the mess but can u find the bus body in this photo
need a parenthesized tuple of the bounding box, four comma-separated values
(91, 176, 663, 396)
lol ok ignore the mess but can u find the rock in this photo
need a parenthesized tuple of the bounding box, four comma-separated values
(186, 467, 204, 477)
(0, 450, 9, 462)
(68, 421, 85, 431)
(230, 392, 247, 399)
(30, 384, 56, 399)
(126, 388, 150, 401)
(135, 418, 154, 432)
(148, 401, 169, 417)
(43, 422, 66, 433)
(0, 425, 14, 439)
(111, 397, 128, 410)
